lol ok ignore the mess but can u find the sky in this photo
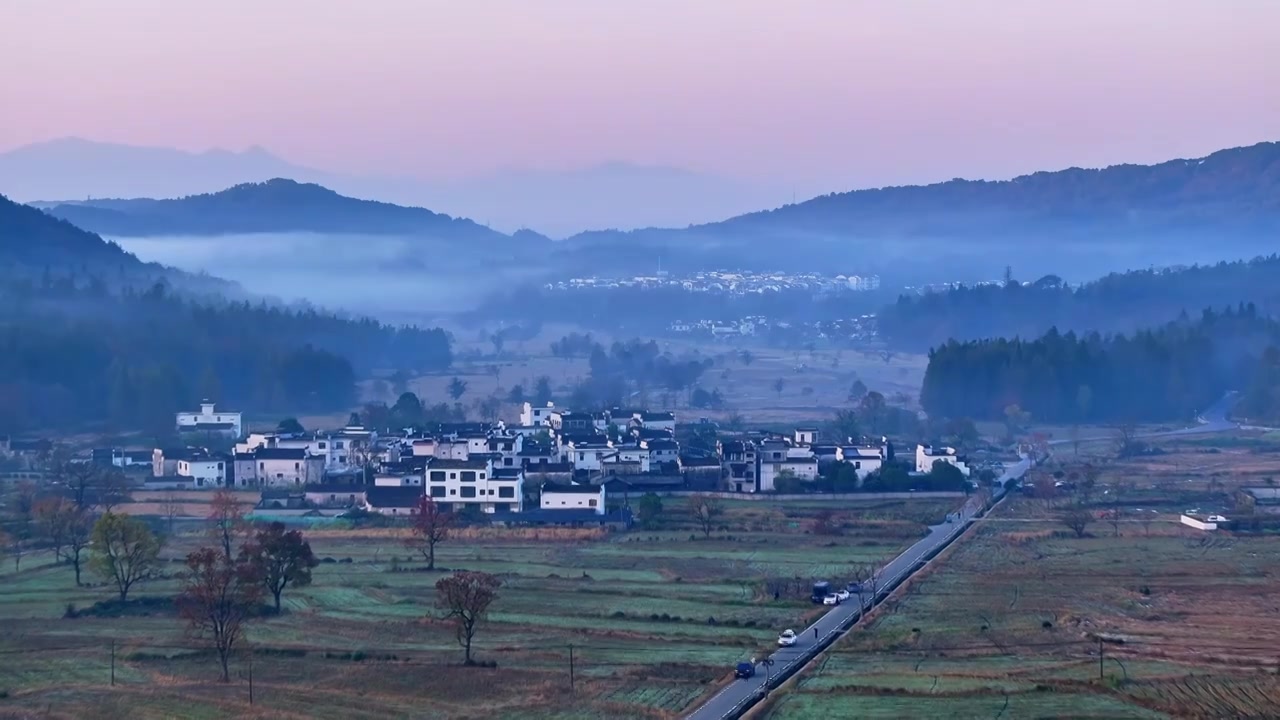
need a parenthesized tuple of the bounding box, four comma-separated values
(3, 0, 1278, 194)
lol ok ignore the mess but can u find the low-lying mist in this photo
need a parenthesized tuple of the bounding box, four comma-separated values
(112, 232, 542, 319)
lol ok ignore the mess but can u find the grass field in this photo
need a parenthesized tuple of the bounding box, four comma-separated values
(0, 497, 959, 719)
(759, 435, 1280, 720)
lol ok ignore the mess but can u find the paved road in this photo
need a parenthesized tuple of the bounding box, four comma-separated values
(686, 456, 1034, 720)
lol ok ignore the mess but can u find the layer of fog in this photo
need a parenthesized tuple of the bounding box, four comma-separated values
(112, 233, 534, 319)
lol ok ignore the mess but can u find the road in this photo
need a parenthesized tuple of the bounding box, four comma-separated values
(686, 456, 1034, 720)
(686, 395, 1246, 720)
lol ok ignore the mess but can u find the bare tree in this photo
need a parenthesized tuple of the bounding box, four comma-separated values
(687, 493, 723, 538)
(1059, 508, 1093, 539)
(177, 547, 265, 681)
(1113, 423, 1140, 457)
(405, 496, 453, 570)
(435, 571, 502, 665)
(208, 489, 247, 559)
(97, 470, 131, 513)
(161, 492, 185, 536)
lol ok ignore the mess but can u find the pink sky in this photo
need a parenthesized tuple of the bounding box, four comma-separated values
(3, 0, 1277, 191)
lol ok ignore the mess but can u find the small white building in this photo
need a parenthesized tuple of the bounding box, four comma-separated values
(1180, 512, 1227, 531)
(564, 440, 614, 471)
(374, 471, 423, 487)
(842, 446, 885, 482)
(540, 483, 606, 514)
(176, 401, 244, 439)
(177, 455, 228, 488)
(637, 412, 676, 434)
(520, 402, 562, 428)
(916, 444, 971, 477)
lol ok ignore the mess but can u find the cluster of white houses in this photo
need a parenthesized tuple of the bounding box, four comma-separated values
(88, 401, 973, 519)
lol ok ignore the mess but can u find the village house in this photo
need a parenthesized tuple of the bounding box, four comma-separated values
(303, 483, 367, 509)
(642, 438, 680, 468)
(362, 486, 424, 515)
(915, 444, 971, 476)
(519, 401, 562, 428)
(425, 458, 523, 513)
(842, 445, 886, 482)
(525, 462, 575, 485)
(236, 447, 326, 487)
(540, 482, 606, 514)
(720, 439, 758, 493)
(176, 452, 229, 487)
(176, 400, 244, 439)
(562, 438, 614, 471)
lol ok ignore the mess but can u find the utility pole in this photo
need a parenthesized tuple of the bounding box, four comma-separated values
(110, 640, 115, 686)
(1098, 637, 1104, 681)
(568, 644, 575, 693)
(248, 651, 254, 705)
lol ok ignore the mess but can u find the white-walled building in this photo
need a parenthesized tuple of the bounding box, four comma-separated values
(759, 456, 819, 492)
(177, 455, 228, 488)
(842, 446, 885, 482)
(176, 401, 243, 439)
(237, 447, 325, 487)
(426, 458, 522, 513)
(520, 402, 562, 428)
(540, 483, 606, 514)
(563, 439, 614, 471)
(916, 444, 971, 477)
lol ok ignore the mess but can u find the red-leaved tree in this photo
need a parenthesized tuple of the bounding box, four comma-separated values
(177, 547, 264, 681)
(406, 496, 453, 570)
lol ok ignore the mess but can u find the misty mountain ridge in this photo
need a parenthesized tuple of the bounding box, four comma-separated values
(1, 138, 782, 236)
(0, 192, 236, 296)
(557, 140, 1280, 282)
(38, 178, 534, 243)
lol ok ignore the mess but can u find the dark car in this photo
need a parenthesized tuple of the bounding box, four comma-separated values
(735, 661, 756, 679)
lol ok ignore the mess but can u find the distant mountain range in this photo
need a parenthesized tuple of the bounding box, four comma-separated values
(10, 139, 1280, 287)
(36, 178, 533, 245)
(562, 140, 1280, 281)
(0, 138, 784, 236)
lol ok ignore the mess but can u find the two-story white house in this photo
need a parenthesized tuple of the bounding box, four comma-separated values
(916, 444, 971, 477)
(642, 438, 680, 468)
(540, 482, 606, 514)
(177, 454, 229, 487)
(176, 401, 244, 439)
(721, 439, 759, 493)
(842, 445, 885, 482)
(238, 447, 326, 487)
(425, 458, 522, 513)
(563, 439, 614, 472)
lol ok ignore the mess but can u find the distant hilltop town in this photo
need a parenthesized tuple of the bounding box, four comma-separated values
(546, 270, 881, 294)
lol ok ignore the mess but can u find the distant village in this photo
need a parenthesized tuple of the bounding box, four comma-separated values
(2, 400, 979, 527)
(667, 314, 878, 342)
(546, 270, 881, 295)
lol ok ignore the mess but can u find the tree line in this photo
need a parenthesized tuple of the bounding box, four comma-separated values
(921, 305, 1280, 423)
(0, 274, 453, 435)
(879, 256, 1280, 351)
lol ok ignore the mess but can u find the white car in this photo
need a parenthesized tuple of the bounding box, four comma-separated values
(822, 593, 840, 606)
(835, 589, 851, 602)
(777, 629, 797, 647)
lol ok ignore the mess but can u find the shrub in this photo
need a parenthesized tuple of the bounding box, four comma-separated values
(63, 603, 77, 619)
(1041, 620, 1053, 629)
(707, 616, 718, 625)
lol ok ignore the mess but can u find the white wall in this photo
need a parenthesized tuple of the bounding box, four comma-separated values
(426, 462, 522, 512)
(541, 488, 605, 514)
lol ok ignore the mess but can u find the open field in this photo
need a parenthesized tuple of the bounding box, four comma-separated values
(362, 332, 925, 431)
(0, 497, 959, 719)
(758, 435, 1280, 720)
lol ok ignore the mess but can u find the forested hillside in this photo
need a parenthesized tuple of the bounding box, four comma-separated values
(0, 196, 453, 436)
(880, 256, 1280, 350)
(0, 275, 452, 436)
(920, 305, 1279, 423)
